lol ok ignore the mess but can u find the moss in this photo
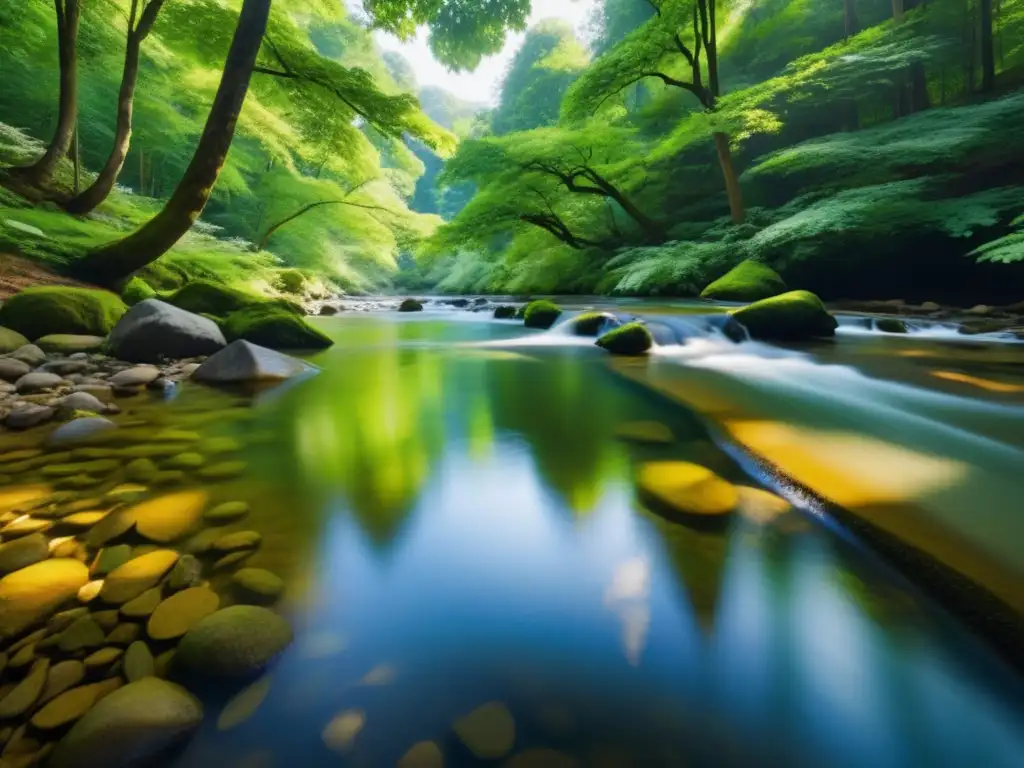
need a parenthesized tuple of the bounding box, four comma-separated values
(730, 290, 838, 340)
(567, 311, 616, 336)
(493, 305, 517, 319)
(221, 307, 333, 350)
(275, 269, 306, 295)
(0, 287, 127, 340)
(121, 277, 156, 306)
(523, 300, 562, 329)
(596, 322, 653, 355)
(700, 260, 787, 302)
(167, 280, 301, 318)
(398, 298, 423, 312)
(875, 317, 908, 333)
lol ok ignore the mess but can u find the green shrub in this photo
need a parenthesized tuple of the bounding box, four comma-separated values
(222, 307, 333, 350)
(275, 269, 307, 294)
(730, 290, 838, 340)
(0, 286, 127, 340)
(523, 299, 562, 329)
(121, 277, 156, 306)
(596, 322, 653, 355)
(700, 260, 786, 302)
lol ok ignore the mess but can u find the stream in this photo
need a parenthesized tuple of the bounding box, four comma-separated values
(136, 302, 1024, 767)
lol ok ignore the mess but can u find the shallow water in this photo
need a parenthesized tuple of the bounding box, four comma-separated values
(148, 313, 1024, 767)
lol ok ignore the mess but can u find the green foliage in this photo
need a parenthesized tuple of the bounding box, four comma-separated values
(0, 287, 127, 340)
(971, 215, 1024, 264)
(700, 259, 787, 302)
(221, 307, 333, 350)
(730, 290, 838, 341)
(167, 280, 301, 318)
(596, 321, 652, 355)
(523, 300, 563, 329)
(121, 277, 157, 306)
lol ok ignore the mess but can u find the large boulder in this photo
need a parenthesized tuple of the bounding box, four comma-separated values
(48, 679, 203, 768)
(221, 307, 332, 350)
(700, 260, 787, 302)
(0, 287, 127, 340)
(107, 300, 226, 363)
(730, 290, 838, 341)
(193, 340, 314, 384)
(523, 300, 562, 329)
(176, 605, 292, 679)
(596, 322, 653, 356)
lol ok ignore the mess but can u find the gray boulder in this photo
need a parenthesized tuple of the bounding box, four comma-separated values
(107, 300, 226, 363)
(48, 678, 203, 768)
(15, 371, 63, 393)
(193, 340, 313, 384)
(59, 391, 109, 415)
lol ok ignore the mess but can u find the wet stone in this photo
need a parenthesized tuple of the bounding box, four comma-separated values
(176, 605, 293, 679)
(0, 559, 89, 639)
(453, 702, 516, 760)
(216, 675, 272, 731)
(85, 506, 136, 547)
(5, 404, 56, 429)
(212, 530, 262, 553)
(61, 510, 108, 529)
(148, 587, 220, 641)
(231, 568, 283, 606)
(0, 659, 49, 718)
(151, 470, 187, 486)
(99, 549, 179, 604)
(125, 458, 158, 482)
(398, 741, 445, 768)
(119, 587, 163, 619)
(91, 544, 133, 577)
(166, 555, 201, 591)
(123, 641, 154, 682)
(58, 617, 106, 653)
(322, 710, 365, 754)
(0, 534, 48, 574)
(204, 501, 249, 525)
(197, 460, 247, 480)
(47, 417, 118, 446)
(9, 643, 36, 670)
(77, 579, 104, 603)
(213, 551, 254, 572)
(132, 491, 208, 544)
(31, 679, 121, 730)
(47, 607, 89, 635)
(0, 359, 31, 383)
(1, 516, 50, 538)
(91, 610, 120, 632)
(83, 647, 123, 669)
(40, 660, 86, 704)
(106, 622, 140, 647)
(108, 366, 161, 388)
(43, 459, 120, 478)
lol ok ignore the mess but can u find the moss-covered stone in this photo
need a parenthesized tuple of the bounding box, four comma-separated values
(167, 280, 301, 318)
(875, 317, 908, 333)
(399, 298, 423, 312)
(275, 269, 306, 294)
(523, 300, 561, 329)
(730, 290, 838, 341)
(596, 322, 653, 355)
(493, 305, 517, 320)
(176, 606, 293, 679)
(700, 260, 787, 302)
(121, 277, 156, 306)
(0, 327, 30, 353)
(567, 311, 617, 336)
(35, 334, 106, 354)
(0, 287, 127, 340)
(221, 307, 333, 350)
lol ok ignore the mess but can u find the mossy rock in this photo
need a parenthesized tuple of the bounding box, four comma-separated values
(700, 260, 787, 302)
(231, 568, 284, 605)
(221, 307, 333, 350)
(0, 327, 30, 353)
(0, 287, 127, 340)
(596, 322, 652, 356)
(730, 290, 838, 341)
(637, 461, 739, 524)
(121, 277, 156, 306)
(176, 606, 293, 679)
(875, 317, 908, 334)
(493, 305, 517, 320)
(35, 334, 106, 354)
(167, 280, 301, 318)
(275, 269, 306, 295)
(523, 300, 561, 329)
(399, 298, 423, 312)
(567, 311, 618, 337)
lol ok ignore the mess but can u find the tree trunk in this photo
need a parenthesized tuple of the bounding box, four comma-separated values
(593, 182, 664, 239)
(72, 119, 80, 194)
(844, 0, 859, 37)
(12, 0, 80, 188)
(66, 0, 165, 214)
(980, 0, 995, 92)
(892, 0, 904, 22)
(73, 0, 272, 285)
(713, 132, 745, 225)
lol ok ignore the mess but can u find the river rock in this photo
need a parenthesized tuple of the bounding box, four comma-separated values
(0, 534, 48, 575)
(15, 371, 63, 394)
(8, 344, 46, 366)
(502, 749, 580, 768)
(36, 335, 106, 354)
(58, 391, 110, 415)
(48, 678, 203, 768)
(4, 403, 56, 429)
(0, 327, 30, 354)
(120, 587, 163, 619)
(124, 641, 155, 682)
(83, 647, 123, 669)
(92, 545, 133, 577)
(197, 460, 246, 480)
(192, 340, 312, 384)
(109, 365, 160, 388)
(216, 675, 272, 731)
(614, 421, 675, 445)
(231, 568, 283, 605)
(212, 530, 261, 552)
(40, 660, 86, 703)
(0, 358, 31, 382)
(322, 709, 365, 753)
(176, 606, 293, 679)
(132, 490, 208, 543)
(637, 461, 738, 522)
(0, 559, 89, 638)
(398, 741, 445, 768)
(166, 555, 201, 591)
(204, 500, 249, 525)
(31, 679, 121, 730)
(453, 701, 516, 759)
(58, 617, 105, 652)
(148, 587, 220, 641)
(47, 416, 118, 447)
(0, 658, 49, 718)
(107, 300, 227, 364)
(99, 550, 179, 604)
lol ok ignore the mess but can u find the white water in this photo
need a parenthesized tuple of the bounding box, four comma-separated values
(835, 315, 1023, 344)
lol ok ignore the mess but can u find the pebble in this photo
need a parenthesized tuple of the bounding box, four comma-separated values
(85, 506, 136, 547)
(132, 490, 208, 543)
(125, 458, 158, 482)
(453, 702, 516, 760)
(213, 550, 254, 571)
(0, 359, 31, 382)
(47, 417, 118, 446)
(0, 533, 48, 574)
(77, 579, 104, 603)
(5, 404, 56, 429)
(166, 554, 201, 590)
(58, 617, 105, 652)
(231, 568, 283, 605)
(9, 344, 46, 366)
(212, 530, 262, 552)
(40, 660, 86, 704)
(0, 658, 49, 718)
(398, 741, 445, 768)
(31, 679, 122, 730)
(83, 647, 123, 670)
(0, 559, 88, 639)
(1, 515, 50, 537)
(106, 622, 140, 646)
(216, 675, 272, 731)
(123, 641, 155, 682)
(108, 365, 161, 388)
(90, 610, 120, 632)
(91, 544, 133, 576)
(98, 549, 179, 604)
(164, 452, 204, 469)
(322, 709, 365, 753)
(14, 371, 63, 394)
(197, 460, 246, 480)
(148, 587, 220, 641)
(120, 587, 163, 619)
(204, 501, 249, 525)
(62, 511, 108, 529)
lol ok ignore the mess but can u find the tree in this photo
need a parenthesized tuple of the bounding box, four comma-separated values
(9, 0, 81, 189)
(564, 0, 746, 224)
(980, 0, 996, 91)
(844, 0, 859, 37)
(65, 0, 167, 214)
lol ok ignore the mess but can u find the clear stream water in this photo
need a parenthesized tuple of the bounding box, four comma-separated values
(134, 306, 1024, 768)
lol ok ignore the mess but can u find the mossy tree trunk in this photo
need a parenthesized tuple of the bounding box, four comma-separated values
(11, 0, 80, 189)
(65, 0, 166, 215)
(73, 0, 272, 286)
(713, 133, 745, 225)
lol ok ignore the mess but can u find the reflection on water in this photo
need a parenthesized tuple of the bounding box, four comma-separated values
(167, 315, 1022, 768)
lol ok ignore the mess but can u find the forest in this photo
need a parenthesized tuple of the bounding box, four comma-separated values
(0, 0, 1022, 303)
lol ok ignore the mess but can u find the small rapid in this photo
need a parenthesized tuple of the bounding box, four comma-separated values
(835, 314, 1024, 344)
